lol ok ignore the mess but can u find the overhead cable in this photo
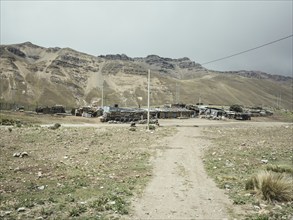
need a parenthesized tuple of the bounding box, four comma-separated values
(202, 34, 293, 65)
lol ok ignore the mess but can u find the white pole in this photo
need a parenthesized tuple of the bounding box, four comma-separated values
(147, 69, 150, 130)
(101, 80, 104, 108)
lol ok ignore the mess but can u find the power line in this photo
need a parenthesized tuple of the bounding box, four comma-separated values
(202, 34, 293, 65)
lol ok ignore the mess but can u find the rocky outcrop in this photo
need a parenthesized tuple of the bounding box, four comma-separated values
(59, 55, 89, 66)
(145, 55, 175, 69)
(7, 47, 26, 58)
(101, 62, 124, 75)
(98, 54, 133, 61)
(178, 60, 200, 69)
(46, 47, 61, 53)
(138, 55, 204, 71)
(220, 70, 292, 82)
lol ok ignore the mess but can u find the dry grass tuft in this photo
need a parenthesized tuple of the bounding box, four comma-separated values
(246, 171, 293, 202)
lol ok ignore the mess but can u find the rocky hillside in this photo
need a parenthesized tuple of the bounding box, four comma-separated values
(0, 42, 292, 110)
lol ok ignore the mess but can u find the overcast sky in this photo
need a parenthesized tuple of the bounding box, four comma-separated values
(1, 0, 292, 76)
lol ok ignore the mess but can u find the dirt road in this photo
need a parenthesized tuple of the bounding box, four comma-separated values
(130, 126, 240, 219)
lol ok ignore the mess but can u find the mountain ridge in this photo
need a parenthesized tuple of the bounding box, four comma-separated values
(0, 42, 292, 110)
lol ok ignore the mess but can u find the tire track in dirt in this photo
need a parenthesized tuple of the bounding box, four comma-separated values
(130, 126, 240, 219)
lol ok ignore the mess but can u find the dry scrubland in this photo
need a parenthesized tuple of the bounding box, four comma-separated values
(0, 118, 174, 219)
(0, 111, 292, 219)
(203, 125, 293, 219)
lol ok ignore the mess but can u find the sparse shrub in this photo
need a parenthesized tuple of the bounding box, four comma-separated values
(2, 119, 26, 127)
(90, 195, 128, 214)
(247, 215, 269, 220)
(246, 171, 293, 202)
(48, 197, 57, 203)
(49, 123, 61, 130)
(90, 196, 108, 211)
(148, 125, 156, 130)
(17, 198, 35, 209)
(108, 195, 128, 214)
(230, 104, 243, 113)
(40, 207, 54, 217)
(65, 195, 75, 203)
(1, 118, 15, 125)
(74, 178, 88, 187)
(245, 178, 255, 191)
(69, 204, 87, 217)
(232, 196, 246, 205)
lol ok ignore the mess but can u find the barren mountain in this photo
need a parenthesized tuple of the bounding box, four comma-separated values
(0, 42, 292, 109)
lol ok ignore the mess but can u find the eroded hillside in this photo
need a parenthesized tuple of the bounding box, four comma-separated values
(0, 42, 292, 109)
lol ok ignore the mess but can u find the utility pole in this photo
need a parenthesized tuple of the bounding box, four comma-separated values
(147, 69, 150, 130)
(101, 81, 104, 107)
(198, 93, 202, 105)
(279, 93, 282, 108)
(276, 94, 278, 109)
(276, 93, 281, 109)
(175, 82, 180, 104)
(11, 87, 18, 110)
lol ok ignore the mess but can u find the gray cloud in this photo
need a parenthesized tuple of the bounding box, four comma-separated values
(1, 1, 292, 76)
